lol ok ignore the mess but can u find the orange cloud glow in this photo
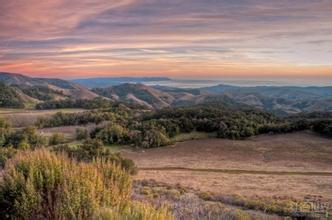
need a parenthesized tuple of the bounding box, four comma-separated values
(0, 0, 331, 79)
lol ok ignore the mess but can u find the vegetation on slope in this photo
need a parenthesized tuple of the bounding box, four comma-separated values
(0, 83, 24, 108)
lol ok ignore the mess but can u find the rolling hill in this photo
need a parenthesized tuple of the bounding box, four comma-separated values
(93, 84, 247, 109)
(200, 84, 332, 115)
(92, 83, 175, 109)
(0, 72, 99, 108)
(92, 83, 332, 114)
(1, 72, 331, 115)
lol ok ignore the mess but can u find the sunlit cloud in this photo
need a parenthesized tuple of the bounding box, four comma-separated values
(0, 0, 331, 78)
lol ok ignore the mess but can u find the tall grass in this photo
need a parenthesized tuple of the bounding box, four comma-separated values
(95, 202, 174, 220)
(0, 149, 173, 219)
(0, 149, 131, 219)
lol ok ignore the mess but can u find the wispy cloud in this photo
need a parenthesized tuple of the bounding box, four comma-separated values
(0, 0, 331, 77)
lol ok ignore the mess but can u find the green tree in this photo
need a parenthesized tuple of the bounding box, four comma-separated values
(96, 123, 127, 144)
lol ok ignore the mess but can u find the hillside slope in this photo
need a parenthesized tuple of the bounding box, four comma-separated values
(200, 84, 332, 115)
(93, 83, 332, 114)
(93, 83, 174, 109)
(0, 72, 99, 107)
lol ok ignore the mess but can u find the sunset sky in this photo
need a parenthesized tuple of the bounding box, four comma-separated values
(0, 0, 332, 78)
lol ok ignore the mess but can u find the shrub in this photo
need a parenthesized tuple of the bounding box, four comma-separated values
(70, 139, 105, 160)
(96, 123, 127, 145)
(53, 139, 138, 175)
(76, 127, 89, 140)
(36, 111, 119, 128)
(48, 132, 66, 145)
(141, 130, 172, 148)
(0, 147, 17, 168)
(5, 126, 46, 149)
(0, 118, 11, 147)
(0, 149, 132, 219)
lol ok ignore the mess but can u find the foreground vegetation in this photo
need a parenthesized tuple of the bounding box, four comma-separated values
(0, 149, 173, 219)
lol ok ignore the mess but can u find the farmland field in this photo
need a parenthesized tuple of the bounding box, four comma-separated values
(122, 132, 332, 202)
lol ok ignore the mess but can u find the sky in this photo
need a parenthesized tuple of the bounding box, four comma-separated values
(0, 0, 332, 79)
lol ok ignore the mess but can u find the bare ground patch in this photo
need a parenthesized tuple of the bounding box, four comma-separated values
(122, 132, 332, 202)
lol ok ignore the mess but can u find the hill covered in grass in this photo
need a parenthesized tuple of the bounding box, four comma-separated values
(0, 72, 99, 108)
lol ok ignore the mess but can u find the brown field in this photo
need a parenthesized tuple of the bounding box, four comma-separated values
(122, 132, 332, 202)
(0, 108, 85, 127)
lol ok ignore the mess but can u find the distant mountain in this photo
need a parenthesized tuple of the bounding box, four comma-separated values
(93, 83, 332, 114)
(72, 77, 171, 88)
(0, 72, 99, 107)
(200, 84, 332, 115)
(92, 83, 243, 109)
(1, 72, 331, 114)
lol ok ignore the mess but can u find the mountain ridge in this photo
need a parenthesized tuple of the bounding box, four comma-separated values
(1, 72, 331, 115)
(0, 72, 99, 107)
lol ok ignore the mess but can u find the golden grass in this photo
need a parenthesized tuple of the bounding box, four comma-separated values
(122, 132, 332, 203)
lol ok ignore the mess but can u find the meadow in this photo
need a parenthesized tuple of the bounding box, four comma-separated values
(122, 132, 332, 218)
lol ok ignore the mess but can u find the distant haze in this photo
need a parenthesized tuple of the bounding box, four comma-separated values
(73, 76, 332, 88)
(144, 77, 332, 88)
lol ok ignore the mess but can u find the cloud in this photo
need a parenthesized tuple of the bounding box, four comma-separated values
(0, 0, 331, 77)
(0, 0, 136, 39)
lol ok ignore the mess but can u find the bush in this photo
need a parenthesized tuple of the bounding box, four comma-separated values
(36, 97, 114, 110)
(5, 126, 46, 149)
(140, 130, 172, 148)
(0, 147, 17, 168)
(53, 139, 138, 175)
(36, 111, 117, 128)
(48, 133, 66, 145)
(96, 123, 127, 145)
(0, 149, 132, 219)
(0, 118, 11, 147)
(76, 127, 89, 140)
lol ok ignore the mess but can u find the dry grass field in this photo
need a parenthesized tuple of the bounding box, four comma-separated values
(0, 108, 85, 127)
(122, 132, 332, 203)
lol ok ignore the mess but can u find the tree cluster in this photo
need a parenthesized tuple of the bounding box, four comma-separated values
(35, 97, 115, 109)
(0, 119, 46, 149)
